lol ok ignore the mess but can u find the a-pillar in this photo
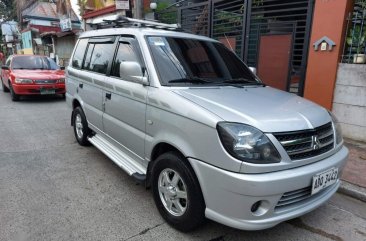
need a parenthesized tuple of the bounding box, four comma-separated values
(304, 0, 354, 110)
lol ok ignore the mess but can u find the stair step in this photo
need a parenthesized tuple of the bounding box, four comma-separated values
(88, 134, 146, 178)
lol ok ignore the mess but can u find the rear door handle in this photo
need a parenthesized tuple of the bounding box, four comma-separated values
(79, 83, 83, 88)
(106, 92, 111, 100)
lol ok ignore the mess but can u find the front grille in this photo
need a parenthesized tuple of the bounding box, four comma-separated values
(28, 88, 64, 93)
(34, 79, 57, 84)
(275, 186, 312, 209)
(273, 122, 334, 160)
(275, 184, 334, 212)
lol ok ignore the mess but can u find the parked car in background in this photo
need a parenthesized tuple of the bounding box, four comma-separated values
(1, 55, 65, 101)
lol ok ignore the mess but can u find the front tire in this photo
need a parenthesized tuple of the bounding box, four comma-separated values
(152, 152, 205, 232)
(73, 107, 91, 146)
(9, 82, 19, 101)
(1, 78, 9, 92)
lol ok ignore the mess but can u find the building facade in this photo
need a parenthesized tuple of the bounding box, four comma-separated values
(20, 1, 82, 66)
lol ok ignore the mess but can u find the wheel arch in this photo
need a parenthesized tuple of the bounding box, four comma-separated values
(146, 142, 202, 196)
(71, 98, 82, 126)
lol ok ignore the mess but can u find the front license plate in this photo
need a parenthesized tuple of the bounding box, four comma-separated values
(40, 89, 55, 95)
(311, 167, 338, 195)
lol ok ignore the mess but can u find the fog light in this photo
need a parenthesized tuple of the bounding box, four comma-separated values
(251, 200, 271, 216)
(251, 201, 261, 212)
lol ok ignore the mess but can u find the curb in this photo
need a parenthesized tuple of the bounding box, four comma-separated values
(338, 180, 366, 202)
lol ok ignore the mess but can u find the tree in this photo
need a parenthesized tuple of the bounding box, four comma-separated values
(0, 0, 17, 21)
(77, 0, 88, 16)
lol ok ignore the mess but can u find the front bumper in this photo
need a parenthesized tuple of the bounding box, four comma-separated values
(12, 83, 65, 95)
(188, 146, 348, 230)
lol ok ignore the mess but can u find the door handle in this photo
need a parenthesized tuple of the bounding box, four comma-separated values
(106, 92, 111, 100)
(79, 83, 83, 88)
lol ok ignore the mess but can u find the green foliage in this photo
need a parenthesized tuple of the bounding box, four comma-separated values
(0, 0, 17, 20)
(347, 25, 366, 53)
(156, 1, 178, 24)
(77, 0, 88, 16)
(253, 0, 264, 7)
(355, 0, 366, 9)
(213, 10, 243, 35)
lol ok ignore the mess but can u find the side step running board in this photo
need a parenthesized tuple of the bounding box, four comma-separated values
(88, 134, 146, 182)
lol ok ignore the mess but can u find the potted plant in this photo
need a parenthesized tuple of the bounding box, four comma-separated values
(347, 25, 366, 64)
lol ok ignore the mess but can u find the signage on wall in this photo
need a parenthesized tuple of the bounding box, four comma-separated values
(60, 18, 72, 32)
(313, 36, 336, 51)
(116, 0, 130, 10)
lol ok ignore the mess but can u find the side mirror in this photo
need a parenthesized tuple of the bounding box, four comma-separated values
(249, 67, 257, 75)
(119, 61, 148, 85)
(1, 65, 9, 70)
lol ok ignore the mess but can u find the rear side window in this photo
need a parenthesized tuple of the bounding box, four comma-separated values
(72, 38, 88, 68)
(83, 43, 115, 75)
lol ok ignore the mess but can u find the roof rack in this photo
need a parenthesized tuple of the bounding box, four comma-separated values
(87, 15, 182, 31)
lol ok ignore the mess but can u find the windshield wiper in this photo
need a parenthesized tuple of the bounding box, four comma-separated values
(220, 78, 265, 86)
(168, 77, 213, 84)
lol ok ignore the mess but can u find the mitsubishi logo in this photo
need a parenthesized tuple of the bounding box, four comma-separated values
(311, 135, 321, 150)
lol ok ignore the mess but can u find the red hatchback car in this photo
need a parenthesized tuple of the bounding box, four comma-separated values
(1, 55, 65, 101)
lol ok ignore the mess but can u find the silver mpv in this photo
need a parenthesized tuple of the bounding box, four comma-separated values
(66, 18, 348, 232)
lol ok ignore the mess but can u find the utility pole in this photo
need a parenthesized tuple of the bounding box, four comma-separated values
(135, 0, 143, 19)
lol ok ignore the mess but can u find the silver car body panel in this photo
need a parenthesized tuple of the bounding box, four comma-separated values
(66, 26, 349, 231)
(103, 75, 147, 166)
(189, 146, 348, 230)
(172, 86, 331, 132)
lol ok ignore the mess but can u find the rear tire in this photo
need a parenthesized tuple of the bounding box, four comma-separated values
(73, 107, 91, 146)
(1, 78, 9, 92)
(9, 82, 19, 101)
(151, 152, 205, 232)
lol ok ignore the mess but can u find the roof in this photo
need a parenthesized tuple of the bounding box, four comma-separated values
(22, 2, 80, 23)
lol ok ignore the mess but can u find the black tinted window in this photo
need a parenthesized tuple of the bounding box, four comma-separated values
(88, 43, 115, 74)
(111, 42, 139, 78)
(12, 56, 60, 70)
(72, 38, 88, 69)
(82, 43, 95, 71)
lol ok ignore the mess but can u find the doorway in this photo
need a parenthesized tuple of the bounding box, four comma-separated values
(257, 34, 292, 91)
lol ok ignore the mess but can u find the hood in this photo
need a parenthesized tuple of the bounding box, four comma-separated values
(12, 70, 65, 79)
(173, 86, 331, 133)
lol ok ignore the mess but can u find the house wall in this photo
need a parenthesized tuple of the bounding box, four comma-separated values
(303, 0, 354, 110)
(30, 19, 54, 27)
(332, 64, 366, 142)
(55, 35, 77, 67)
(21, 31, 33, 54)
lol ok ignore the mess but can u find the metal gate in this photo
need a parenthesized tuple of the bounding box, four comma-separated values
(156, 0, 314, 96)
(245, 0, 314, 95)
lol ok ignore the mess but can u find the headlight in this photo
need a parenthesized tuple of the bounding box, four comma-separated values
(15, 78, 33, 84)
(57, 78, 65, 83)
(217, 122, 281, 164)
(329, 112, 343, 144)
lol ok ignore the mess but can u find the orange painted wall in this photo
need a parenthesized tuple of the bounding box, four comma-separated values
(304, 0, 354, 110)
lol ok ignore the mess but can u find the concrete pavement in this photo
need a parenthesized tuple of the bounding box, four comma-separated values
(339, 139, 366, 202)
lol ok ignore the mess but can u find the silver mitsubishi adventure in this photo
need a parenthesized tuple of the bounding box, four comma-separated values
(66, 17, 348, 232)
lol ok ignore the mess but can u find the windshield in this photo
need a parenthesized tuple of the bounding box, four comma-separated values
(147, 36, 260, 86)
(11, 56, 60, 70)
